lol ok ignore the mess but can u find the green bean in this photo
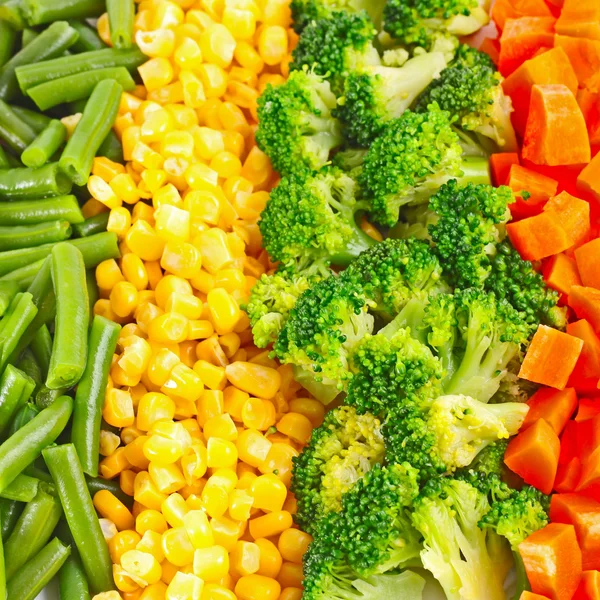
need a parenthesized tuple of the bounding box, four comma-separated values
(25, 255, 51, 309)
(0, 147, 9, 170)
(0, 20, 18, 68)
(0, 474, 38, 502)
(8, 401, 39, 437)
(59, 554, 90, 600)
(72, 211, 109, 238)
(21, 119, 66, 168)
(0, 498, 23, 542)
(107, 0, 134, 49)
(84, 474, 133, 508)
(22, 0, 105, 26)
(0, 513, 4, 600)
(16, 350, 42, 393)
(0, 21, 79, 101)
(0, 162, 72, 201)
(59, 79, 122, 185)
(0, 292, 37, 370)
(15, 46, 145, 92)
(0, 98, 36, 153)
(0, 395, 72, 493)
(47, 244, 89, 389)
(0, 365, 34, 435)
(0, 195, 83, 227)
(73, 316, 120, 477)
(6, 537, 70, 600)
(0, 220, 72, 252)
(0, 0, 26, 31)
(9, 105, 51, 133)
(34, 385, 65, 410)
(86, 269, 98, 326)
(0, 281, 19, 317)
(69, 20, 105, 53)
(21, 28, 37, 47)
(23, 464, 51, 483)
(43, 444, 113, 594)
(97, 129, 123, 163)
(30, 325, 51, 378)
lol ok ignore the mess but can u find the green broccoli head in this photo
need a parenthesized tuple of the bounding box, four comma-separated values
(415, 45, 517, 150)
(346, 327, 443, 415)
(335, 53, 448, 146)
(291, 11, 381, 95)
(383, 0, 490, 50)
(428, 180, 513, 290)
(256, 69, 343, 177)
(291, 0, 386, 32)
(411, 476, 506, 600)
(259, 168, 375, 271)
(291, 406, 385, 534)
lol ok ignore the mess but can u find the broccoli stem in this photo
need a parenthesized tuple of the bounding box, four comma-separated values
(329, 212, 376, 266)
(458, 156, 491, 187)
(512, 551, 531, 600)
(380, 299, 427, 343)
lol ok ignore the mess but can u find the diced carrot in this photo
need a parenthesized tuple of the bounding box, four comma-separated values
(505, 418, 560, 494)
(544, 192, 591, 248)
(519, 523, 582, 600)
(490, 153, 520, 186)
(556, 0, 600, 41)
(520, 594, 552, 600)
(569, 286, 600, 332)
(507, 212, 573, 261)
(508, 164, 558, 218)
(491, 0, 553, 31)
(577, 439, 600, 494)
(578, 152, 600, 205)
(523, 388, 577, 435)
(573, 570, 600, 600)
(577, 398, 600, 422)
(560, 420, 580, 464)
(569, 320, 600, 379)
(519, 325, 584, 390)
(555, 35, 600, 90)
(480, 37, 500, 65)
(568, 368, 600, 398)
(498, 17, 557, 76)
(550, 495, 600, 571)
(502, 48, 579, 136)
(543, 254, 583, 296)
(575, 240, 600, 290)
(522, 85, 591, 166)
(577, 89, 600, 146)
(554, 457, 582, 492)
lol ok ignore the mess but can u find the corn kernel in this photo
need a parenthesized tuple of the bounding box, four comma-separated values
(162, 527, 195, 567)
(167, 571, 204, 600)
(201, 583, 236, 600)
(196, 64, 228, 99)
(185, 163, 219, 192)
(174, 37, 203, 70)
(249, 511, 292, 540)
(137, 509, 169, 536)
(180, 70, 207, 108)
(148, 312, 189, 344)
(236, 429, 271, 468)
(206, 437, 238, 469)
(121, 550, 162, 586)
(224, 362, 280, 400)
(255, 538, 282, 579)
(203, 412, 237, 441)
(89, 175, 122, 209)
(137, 530, 166, 564)
(110, 530, 142, 565)
(162, 493, 189, 528)
(97, 259, 125, 291)
(194, 229, 233, 274)
(100, 447, 131, 480)
(278, 529, 312, 565)
(161, 242, 202, 279)
(200, 24, 236, 69)
(228, 489, 253, 522)
(94, 490, 135, 531)
(193, 546, 229, 581)
(183, 510, 214, 549)
(126, 220, 166, 261)
(150, 462, 186, 494)
(104, 388, 135, 428)
(162, 362, 204, 402)
(93, 157, 126, 181)
(144, 434, 185, 465)
(235, 575, 280, 600)
(100, 518, 119, 542)
(251, 474, 286, 513)
(230, 541, 260, 577)
(100, 430, 121, 457)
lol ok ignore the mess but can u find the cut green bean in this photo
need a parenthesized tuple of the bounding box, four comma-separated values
(29, 66, 135, 112)
(69, 20, 105, 53)
(23, 464, 51, 483)
(0, 98, 36, 153)
(10, 105, 51, 133)
(0, 292, 37, 370)
(21, 28, 38, 47)
(86, 269, 98, 326)
(22, 0, 105, 26)
(6, 537, 70, 600)
(0, 0, 26, 31)
(0, 498, 23, 542)
(0, 365, 34, 435)
(0, 195, 83, 226)
(84, 474, 133, 508)
(108, 0, 134, 49)
(43, 444, 114, 594)
(0, 147, 9, 170)
(0, 20, 18, 68)
(21, 119, 66, 168)
(59, 554, 90, 600)
(0, 220, 72, 252)
(59, 79, 122, 185)
(25, 255, 51, 308)
(0, 474, 38, 502)
(30, 325, 51, 378)
(73, 316, 120, 477)
(15, 46, 145, 91)
(0, 395, 72, 493)
(72, 211, 109, 238)
(16, 350, 42, 393)
(34, 385, 65, 410)
(0, 281, 19, 317)
(47, 243, 89, 389)
(97, 129, 123, 163)
(0, 162, 72, 201)
(0, 21, 79, 100)
(0, 514, 4, 600)
(8, 401, 39, 437)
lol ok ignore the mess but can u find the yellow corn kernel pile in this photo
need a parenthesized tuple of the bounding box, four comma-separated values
(87, 1, 318, 599)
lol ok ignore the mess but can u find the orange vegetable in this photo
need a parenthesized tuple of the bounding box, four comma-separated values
(578, 152, 600, 204)
(577, 443, 600, 497)
(543, 191, 591, 248)
(555, 35, 600, 90)
(568, 320, 600, 379)
(550, 494, 600, 571)
(522, 85, 591, 166)
(523, 388, 577, 434)
(507, 212, 572, 261)
(543, 254, 582, 296)
(498, 17, 556, 76)
(519, 523, 582, 600)
(554, 457, 582, 493)
(575, 240, 600, 290)
(556, 0, 600, 40)
(569, 286, 600, 332)
(504, 418, 560, 494)
(577, 89, 600, 146)
(518, 325, 584, 389)
(502, 48, 579, 136)
(508, 164, 558, 218)
(573, 570, 600, 600)
(491, 0, 552, 30)
(577, 399, 600, 422)
(490, 153, 520, 186)
(479, 37, 500, 65)
(520, 593, 552, 600)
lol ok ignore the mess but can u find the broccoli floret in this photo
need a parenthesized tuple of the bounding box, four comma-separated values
(335, 53, 448, 146)
(291, 406, 385, 534)
(415, 45, 517, 151)
(256, 69, 343, 177)
(411, 477, 506, 600)
(358, 105, 490, 227)
(291, 11, 381, 95)
(259, 168, 375, 271)
(291, 0, 386, 33)
(383, 0, 490, 50)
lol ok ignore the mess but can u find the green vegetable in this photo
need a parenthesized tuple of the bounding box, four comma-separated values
(72, 212, 109, 238)
(21, 119, 66, 168)
(0, 292, 38, 370)
(0, 20, 18, 68)
(69, 20, 106, 53)
(107, 0, 135, 49)
(0, 163, 73, 201)
(0, 195, 83, 226)
(21, 0, 105, 26)
(84, 474, 133, 508)
(0, 498, 23, 542)
(30, 326, 52, 379)
(9, 105, 51, 132)
(59, 554, 91, 600)
(0, 281, 19, 317)
(0, 474, 39, 502)
(0, 365, 35, 436)
(0, 98, 36, 153)
(0, 220, 72, 252)
(8, 402, 39, 437)
(290, 0, 386, 33)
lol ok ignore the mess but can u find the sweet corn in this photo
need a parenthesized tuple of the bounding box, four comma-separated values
(135, 472, 169, 510)
(110, 530, 142, 565)
(206, 437, 238, 469)
(121, 550, 163, 586)
(137, 530, 166, 563)
(248, 511, 292, 540)
(167, 571, 204, 600)
(251, 474, 286, 513)
(235, 575, 281, 600)
(162, 527, 196, 567)
(193, 546, 229, 581)
(162, 493, 190, 527)
(94, 490, 135, 531)
(137, 510, 169, 535)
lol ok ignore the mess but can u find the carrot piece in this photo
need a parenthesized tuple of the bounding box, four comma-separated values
(569, 320, 600, 379)
(573, 570, 600, 600)
(508, 164, 559, 218)
(505, 418, 560, 494)
(479, 37, 500, 65)
(554, 457, 582, 493)
(520, 594, 552, 600)
(560, 420, 580, 464)
(577, 89, 600, 146)
(519, 523, 582, 600)
(569, 286, 600, 332)
(502, 48, 579, 136)
(578, 152, 600, 205)
(507, 212, 573, 261)
(555, 35, 600, 90)
(556, 0, 600, 42)
(490, 153, 520, 186)
(579, 416, 600, 464)
(550, 495, 600, 571)
(577, 398, 600, 422)
(575, 240, 600, 290)
(544, 191, 591, 248)
(523, 387, 577, 434)
(519, 325, 584, 390)
(543, 254, 583, 296)
(522, 85, 591, 166)
(491, 0, 553, 31)
(498, 17, 557, 76)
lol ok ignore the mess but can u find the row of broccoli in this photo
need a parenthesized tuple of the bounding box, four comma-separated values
(247, 0, 561, 597)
